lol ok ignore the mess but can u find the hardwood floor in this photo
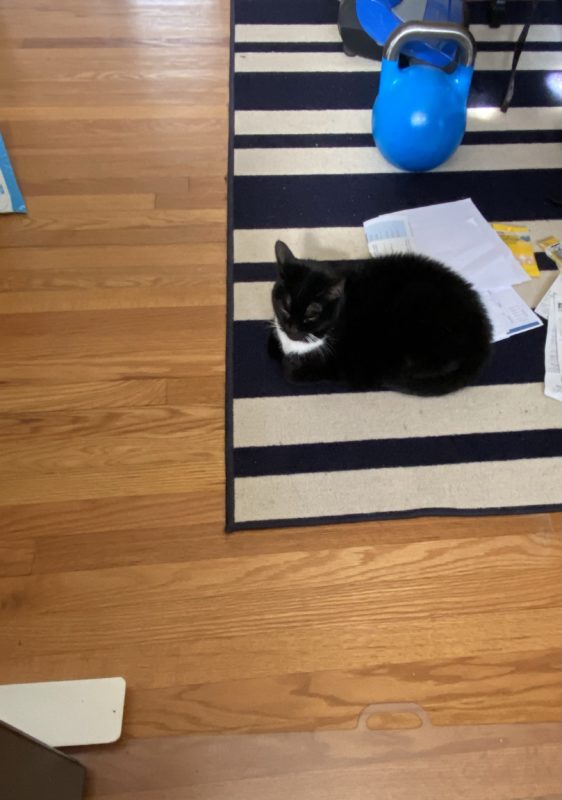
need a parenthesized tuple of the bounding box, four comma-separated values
(0, 0, 560, 794)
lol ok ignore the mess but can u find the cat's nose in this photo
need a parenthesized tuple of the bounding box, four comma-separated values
(286, 326, 305, 341)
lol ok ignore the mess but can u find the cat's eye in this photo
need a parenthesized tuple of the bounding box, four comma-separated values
(280, 295, 291, 319)
(279, 294, 291, 319)
(304, 302, 322, 322)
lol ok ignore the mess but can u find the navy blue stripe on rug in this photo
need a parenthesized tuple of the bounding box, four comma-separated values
(234, 130, 562, 149)
(235, 134, 378, 150)
(468, 0, 562, 24)
(236, 0, 562, 25)
(473, 40, 562, 51)
(233, 262, 277, 282)
(233, 172, 562, 230)
(234, 428, 562, 477)
(234, 72, 562, 111)
(234, 260, 388, 282)
(236, 0, 339, 24)
(233, 250, 556, 282)
(232, 322, 547, 399)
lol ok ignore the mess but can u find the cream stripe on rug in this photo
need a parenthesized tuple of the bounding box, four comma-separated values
(235, 458, 562, 523)
(235, 107, 562, 135)
(235, 24, 562, 44)
(235, 50, 562, 73)
(233, 383, 555, 447)
(235, 144, 562, 176)
(233, 222, 562, 263)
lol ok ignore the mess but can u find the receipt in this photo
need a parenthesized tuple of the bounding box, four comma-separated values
(478, 286, 542, 342)
(535, 274, 562, 320)
(544, 296, 562, 402)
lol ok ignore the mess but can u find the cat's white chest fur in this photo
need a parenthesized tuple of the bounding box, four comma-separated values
(274, 317, 325, 357)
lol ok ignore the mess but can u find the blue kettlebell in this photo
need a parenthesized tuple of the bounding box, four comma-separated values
(373, 22, 476, 172)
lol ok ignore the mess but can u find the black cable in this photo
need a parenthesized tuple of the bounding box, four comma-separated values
(500, 0, 541, 112)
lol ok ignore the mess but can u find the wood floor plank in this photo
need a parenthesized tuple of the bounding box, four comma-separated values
(2, 604, 558, 693)
(0, 242, 225, 287)
(1, 535, 559, 656)
(0, 286, 224, 313)
(1, 90, 229, 108)
(0, 207, 226, 247)
(0, 643, 559, 734)
(155, 177, 226, 210)
(0, 236, 226, 312)
(3, 119, 224, 152)
(0, 406, 222, 476)
(0, 461, 224, 505)
(0, 5, 227, 39)
(0, 379, 167, 412)
(0, 539, 34, 578)
(30, 513, 558, 575)
(123, 647, 562, 735)
(26, 193, 157, 213)
(1, 491, 225, 540)
(0, 48, 228, 87)
(9, 150, 226, 180)
(0, 307, 225, 382)
(2, 105, 226, 121)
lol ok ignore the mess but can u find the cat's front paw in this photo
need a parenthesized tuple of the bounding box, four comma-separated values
(283, 363, 309, 383)
(283, 358, 325, 384)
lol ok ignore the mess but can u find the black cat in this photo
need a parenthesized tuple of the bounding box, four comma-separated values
(269, 240, 492, 396)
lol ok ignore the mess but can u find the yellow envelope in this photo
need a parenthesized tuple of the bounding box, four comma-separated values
(492, 223, 540, 277)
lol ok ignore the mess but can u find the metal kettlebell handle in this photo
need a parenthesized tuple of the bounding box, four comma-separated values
(383, 21, 476, 67)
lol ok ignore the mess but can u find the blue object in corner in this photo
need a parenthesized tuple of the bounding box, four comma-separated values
(356, 0, 465, 67)
(0, 133, 27, 213)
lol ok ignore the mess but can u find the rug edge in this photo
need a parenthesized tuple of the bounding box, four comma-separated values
(225, 0, 237, 533)
(228, 502, 562, 533)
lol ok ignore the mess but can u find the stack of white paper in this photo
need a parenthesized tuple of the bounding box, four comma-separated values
(364, 199, 543, 343)
(536, 274, 562, 402)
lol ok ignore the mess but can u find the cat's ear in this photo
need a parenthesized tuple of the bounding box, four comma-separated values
(275, 240, 298, 280)
(275, 240, 295, 266)
(326, 278, 345, 300)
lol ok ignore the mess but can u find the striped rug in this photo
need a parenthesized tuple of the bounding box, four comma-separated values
(226, 0, 562, 531)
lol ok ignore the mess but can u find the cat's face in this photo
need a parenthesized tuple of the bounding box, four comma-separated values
(272, 241, 345, 343)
